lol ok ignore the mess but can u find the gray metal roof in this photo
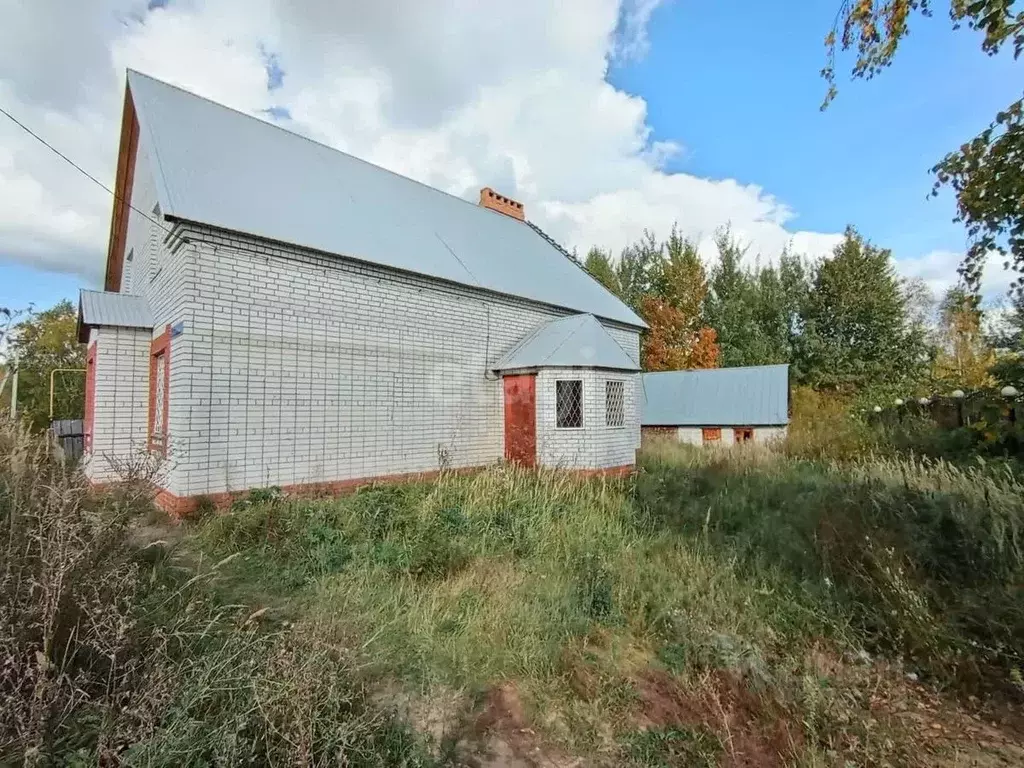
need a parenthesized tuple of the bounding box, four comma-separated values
(641, 365, 789, 426)
(78, 289, 154, 342)
(126, 71, 645, 329)
(493, 314, 640, 372)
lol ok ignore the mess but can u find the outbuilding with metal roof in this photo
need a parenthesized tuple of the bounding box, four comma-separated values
(641, 365, 790, 447)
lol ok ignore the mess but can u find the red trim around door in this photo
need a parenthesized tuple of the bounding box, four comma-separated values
(503, 374, 537, 468)
(147, 325, 171, 455)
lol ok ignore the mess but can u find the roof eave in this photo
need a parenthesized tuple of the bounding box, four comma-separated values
(170, 214, 647, 330)
(492, 363, 641, 374)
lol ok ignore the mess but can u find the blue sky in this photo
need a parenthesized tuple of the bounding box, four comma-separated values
(609, 0, 1019, 264)
(0, 0, 1019, 313)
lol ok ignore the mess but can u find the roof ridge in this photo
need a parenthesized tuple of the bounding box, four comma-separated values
(123, 70, 647, 329)
(537, 313, 590, 366)
(642, 363, 789, 375)
(127, 69, 544, 226)
(492, 317, 549, 369)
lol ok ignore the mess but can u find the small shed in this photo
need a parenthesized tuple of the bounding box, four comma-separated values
(640, 365, 789, 446)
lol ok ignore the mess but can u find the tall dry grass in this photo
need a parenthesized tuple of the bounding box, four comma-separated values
(637, 440, 1024, 693)
(0, 420, 151, 762)
(8, 407, 1020, 764)
(0, 420, 436, 766)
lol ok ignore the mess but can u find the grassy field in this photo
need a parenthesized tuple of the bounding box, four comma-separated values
(4, 416, 1024, 766)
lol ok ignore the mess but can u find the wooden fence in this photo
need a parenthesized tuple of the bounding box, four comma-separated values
(50, 419, 85, 462)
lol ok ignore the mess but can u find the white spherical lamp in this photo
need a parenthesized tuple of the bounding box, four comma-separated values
(951, 389, 965, 399)
(918, 397, 930, 406)
(1001, 385, 1020, 398)
(894, 398, 904, 406)
(873, 405, 882, 413)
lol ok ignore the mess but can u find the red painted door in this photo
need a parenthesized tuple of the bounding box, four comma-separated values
(503, 374, 536, 467)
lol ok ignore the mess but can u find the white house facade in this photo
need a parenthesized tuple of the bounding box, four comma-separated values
(79, 71, 645, 515)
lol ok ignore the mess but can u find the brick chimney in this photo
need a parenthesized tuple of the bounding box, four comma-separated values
(479, 187, 525, 221)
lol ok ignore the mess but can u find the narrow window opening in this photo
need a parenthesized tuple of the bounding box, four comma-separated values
(734, 427, 754, 443)
(556, 379, 583, 429)
(148, 331, 170, 455)
(605, 380, 624, 427)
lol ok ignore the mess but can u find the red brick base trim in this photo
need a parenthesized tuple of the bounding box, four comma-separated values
(147, 463, 636, 518)
(577, 463, 635, 479)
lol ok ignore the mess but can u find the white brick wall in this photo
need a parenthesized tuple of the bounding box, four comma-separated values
(754, 426, 787, 444)
(107, 142, 202, 493)
(119, 217, 641, 496)
(677, 427, 703, 446)
(669, 425, 787, 446)
(535, 368, 639, 469)
(83, 326, 151, 483)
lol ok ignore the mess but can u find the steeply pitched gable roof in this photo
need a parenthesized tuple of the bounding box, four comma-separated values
(641, 365, 790, 426)
(125, 71, 644, 329)
(493, 314, 640, 372)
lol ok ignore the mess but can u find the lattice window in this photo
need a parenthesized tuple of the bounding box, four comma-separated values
(151, 352, 167, 451)
(556, 379, 583, 429)
(605, 380, 624, 427)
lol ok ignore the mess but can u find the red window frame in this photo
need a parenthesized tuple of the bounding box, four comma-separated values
(84, 342, 97, 454)
(734, 427, 754, 443)
(148, 326, 171, 455)
(701, 427, 722, 444)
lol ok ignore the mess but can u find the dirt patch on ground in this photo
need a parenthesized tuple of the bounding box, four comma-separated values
(465, 682, 583, 768)
(633, 668, 800, 768)
(803, 646, 1024, 767)
(860, 672, 1024, 767)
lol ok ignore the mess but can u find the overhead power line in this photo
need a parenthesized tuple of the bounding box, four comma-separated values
(0, 104, 174, 238)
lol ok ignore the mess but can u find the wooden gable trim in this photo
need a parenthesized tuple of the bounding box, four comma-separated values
(103, 84, 139, 293)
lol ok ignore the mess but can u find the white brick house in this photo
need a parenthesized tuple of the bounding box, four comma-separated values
(79, 71, 645, 514)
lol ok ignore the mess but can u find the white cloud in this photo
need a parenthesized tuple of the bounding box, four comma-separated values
(897, 248, 1015, 303)
(0, 0, 967, 296)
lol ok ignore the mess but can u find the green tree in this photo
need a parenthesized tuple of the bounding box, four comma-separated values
(615, 229, 664, 312)
(749, 263, 793, 365)
(702, 229, 762, 367)
(777, 250, 813, 363)
(583, 247, 622, 297)
(798, 227, 926, 392)
(639, 226, 720, 370)
(1004, 288, 1024, 350)
(823, 0, 1024, 293)
(933, 286, 996, 388)
(2, 300, 85, 430)
(660, 225, 707, 318)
